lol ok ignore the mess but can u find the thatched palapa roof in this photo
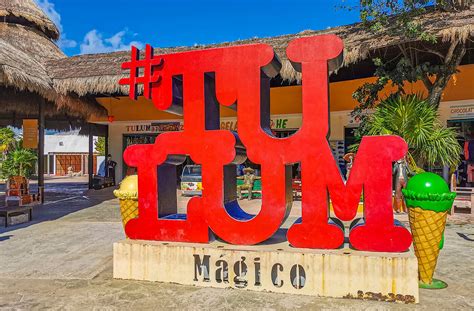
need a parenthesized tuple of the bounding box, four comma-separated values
(47, 7, 474, 97)
(0, 0, 59, 40)
(1, 1, 471, 119)
(0, 0, 106, 120)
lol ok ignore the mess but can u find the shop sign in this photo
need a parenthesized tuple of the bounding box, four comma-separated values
(220, 115, 302, 131)
(127, 116, 302, 133)
(220, 120, 238, 131)
(270, 116, 301, 129)
(126, 122, 183, 133)
(22, 119, 38, 149)
(119, 35, 412, 252)
(449, 103, 474, 119)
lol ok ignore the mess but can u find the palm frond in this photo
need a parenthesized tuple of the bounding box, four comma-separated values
(350, 94, 461, 169)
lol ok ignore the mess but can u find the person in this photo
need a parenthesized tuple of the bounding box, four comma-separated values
(343, 153, 355, 180)
(106, 154, 117, 185)
(237, 167, 261, 200)
(393, 156, 412, 213)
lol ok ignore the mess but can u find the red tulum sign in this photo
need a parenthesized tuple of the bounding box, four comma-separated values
(119, 35, 412, 252)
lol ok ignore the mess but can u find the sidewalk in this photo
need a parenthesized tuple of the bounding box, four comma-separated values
(0, 186, 473, 309)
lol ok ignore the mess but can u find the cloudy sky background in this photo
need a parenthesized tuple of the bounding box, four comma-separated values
(35, 0, 360, 56)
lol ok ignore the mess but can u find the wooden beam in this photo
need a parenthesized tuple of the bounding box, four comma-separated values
(88, 124, 94, 189)
(104, 125, 109, 159)
(38, 99, 45, 203)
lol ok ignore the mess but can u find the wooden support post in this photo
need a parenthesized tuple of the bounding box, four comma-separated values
(104, 125, 109, 160)
(88, 124, 94, 189)
(471, 193, 474, 215)
(38, 99, 45, 203)
(46, 153, 50, 176)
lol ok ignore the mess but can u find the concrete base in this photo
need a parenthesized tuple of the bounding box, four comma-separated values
(114, 236, 419, 303)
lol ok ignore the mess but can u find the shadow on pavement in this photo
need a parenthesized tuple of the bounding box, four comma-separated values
(0, 180, 118, 235)
(0, 235, 12, 242)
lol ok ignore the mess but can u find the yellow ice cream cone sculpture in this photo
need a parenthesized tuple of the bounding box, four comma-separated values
(113, 175, 139, 236)
(402, 172, 456, 289)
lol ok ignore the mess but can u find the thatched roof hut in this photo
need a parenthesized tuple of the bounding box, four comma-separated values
(47, 6, 473, 97)
(1, 2, 471, 116)
(0, 0, 106, 122)
(0, 0, 59, 40)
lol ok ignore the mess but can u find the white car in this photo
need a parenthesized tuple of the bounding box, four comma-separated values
(180, 165, 202, 196)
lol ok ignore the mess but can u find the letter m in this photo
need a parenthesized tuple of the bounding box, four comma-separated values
(193, 254, 210, 282)
(288, 136, 412, 252)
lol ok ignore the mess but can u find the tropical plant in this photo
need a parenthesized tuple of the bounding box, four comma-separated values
(95, 136, 106, 156)
(0, 127, 17, 156)
(344, 0, 471, 122)
(2, 147, 38, 178)
(351, 95, 461, 169)
(0, 127, 19, 178)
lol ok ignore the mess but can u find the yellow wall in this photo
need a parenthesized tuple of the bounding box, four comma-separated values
(92, 64, 474, 122)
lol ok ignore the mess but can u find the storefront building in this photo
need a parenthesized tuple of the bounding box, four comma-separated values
(35, 6, 471, 186)
(438, 99, 474, 186)
(90, 64, 474, 182)
(44, 134, 101, 176)
(2, 1, 471, 191)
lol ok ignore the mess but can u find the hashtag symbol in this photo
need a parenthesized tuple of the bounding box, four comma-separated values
(120, 44, 163, 100)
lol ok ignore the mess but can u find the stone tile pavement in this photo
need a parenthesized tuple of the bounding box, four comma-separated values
(0, 182, 473, 310)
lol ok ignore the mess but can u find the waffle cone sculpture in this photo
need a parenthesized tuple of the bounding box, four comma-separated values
(402, 173, 456, 289)
(113, 175, 139, 236)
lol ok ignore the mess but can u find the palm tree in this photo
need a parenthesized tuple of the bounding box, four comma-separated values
(0, 127, 17, 157)
(2, 148, 38, 178)
(353, 94, 461, 169)
(0, 127, 18, 178)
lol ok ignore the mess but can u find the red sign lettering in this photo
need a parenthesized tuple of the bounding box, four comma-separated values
(119, 35, 412, 252)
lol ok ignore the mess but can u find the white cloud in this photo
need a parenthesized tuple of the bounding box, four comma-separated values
(58, 36, 77, 49)
(35, 0, 61, 29)
(35, 0, 142, 54)
(80, 29, 144, 54)
(35, 0, 77, 49)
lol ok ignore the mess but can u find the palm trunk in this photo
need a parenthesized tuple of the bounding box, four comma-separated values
(427, 40, 467, 109)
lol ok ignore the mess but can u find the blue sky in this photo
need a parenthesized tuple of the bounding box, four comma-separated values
(36, 0, 360, 56)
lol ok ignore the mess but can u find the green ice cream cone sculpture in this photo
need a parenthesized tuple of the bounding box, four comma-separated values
(402, 173, 456, 289)
(113, 175, 139, 236)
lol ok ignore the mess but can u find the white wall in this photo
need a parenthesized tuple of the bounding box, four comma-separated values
(96, 156, 105, 175)
(44, 133, 97, 155)
(109, 122, 131, 182)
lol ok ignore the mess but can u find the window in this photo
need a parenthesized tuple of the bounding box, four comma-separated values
(183, 166, 202, 177)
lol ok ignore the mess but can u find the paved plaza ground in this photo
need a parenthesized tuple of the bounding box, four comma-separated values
(0, 178, 473, 310)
